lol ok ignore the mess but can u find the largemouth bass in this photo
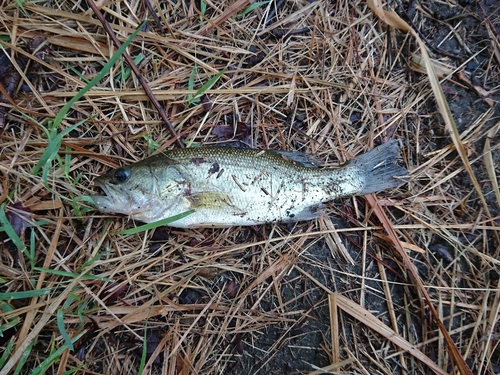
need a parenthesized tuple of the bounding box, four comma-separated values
(92, 141, 408, 227)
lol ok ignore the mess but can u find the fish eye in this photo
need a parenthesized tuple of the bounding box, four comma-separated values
(113, 167, 131, 183)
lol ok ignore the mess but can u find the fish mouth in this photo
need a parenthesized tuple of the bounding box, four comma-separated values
(91, 178, 128, 214)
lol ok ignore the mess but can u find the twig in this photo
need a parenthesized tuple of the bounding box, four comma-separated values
(86, 0, 184, 148)
(144, 0, 164, 34)
(265, 0, 287, 27)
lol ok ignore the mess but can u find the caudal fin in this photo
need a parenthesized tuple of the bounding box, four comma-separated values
(352, 140, 409, 195)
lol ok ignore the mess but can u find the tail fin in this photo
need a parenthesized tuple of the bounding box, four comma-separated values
(352, 140, 409, 195)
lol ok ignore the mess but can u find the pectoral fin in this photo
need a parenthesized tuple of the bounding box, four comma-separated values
(188, 192, 233, 210)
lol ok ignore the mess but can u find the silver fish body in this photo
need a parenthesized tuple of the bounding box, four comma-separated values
(92, 141, 408, 227)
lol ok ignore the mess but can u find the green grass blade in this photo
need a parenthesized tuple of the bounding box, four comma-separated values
(0, 302, 21, 336)
(187, 67, 227, 107)
(62, 364, 85, 375)
(34, 120, 87, 179)
(63, 62, 90, 83)
(187, 64, 197, 103)
(29, 217, 37, 268)
(240, 1, 271, 17)
(0, 203, 25, 251)
(80, 251, 106, 269)
(33, 267, 113, 281)
(118, 210, 195, 235)
(138, 324, 148, 374)
(0, 319, 20, 335)
(57, 309, 74, 351)
(29, 330, 86, 375)
(116, 52, 144, 83)
(0, 288, 52, 301)
(0, 337, 15, 367)
(14, 0, 26, 13)
(200, 0, 207, 22)
(13, 339, 34, 375)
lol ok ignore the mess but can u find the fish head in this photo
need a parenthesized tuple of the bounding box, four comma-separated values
(91, 162, 184, 223)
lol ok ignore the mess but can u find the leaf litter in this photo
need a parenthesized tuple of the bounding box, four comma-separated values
(0, 0, 499, 374)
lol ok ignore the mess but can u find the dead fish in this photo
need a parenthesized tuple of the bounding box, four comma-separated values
(92, 140, 408, 227)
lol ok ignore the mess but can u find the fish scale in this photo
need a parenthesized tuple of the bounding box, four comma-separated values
(92, 141, 408, 227)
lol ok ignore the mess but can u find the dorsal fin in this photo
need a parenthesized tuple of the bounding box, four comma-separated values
(271, 150, 323, 168)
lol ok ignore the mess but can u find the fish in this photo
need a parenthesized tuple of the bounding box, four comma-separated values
(91, 140, 408, 228)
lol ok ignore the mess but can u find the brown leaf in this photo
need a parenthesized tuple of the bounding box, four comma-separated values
(220, 279, 240, 299)
(98, 282, 128, 303)
(5, 202, 31, 236)
(212, 121, 250, 140)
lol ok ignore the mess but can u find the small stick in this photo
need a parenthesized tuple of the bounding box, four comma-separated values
(144, 0, 164, 34)
(86, 0, 184, 148)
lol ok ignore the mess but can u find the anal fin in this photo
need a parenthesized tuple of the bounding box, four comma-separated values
(289, 203, 327, 221)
